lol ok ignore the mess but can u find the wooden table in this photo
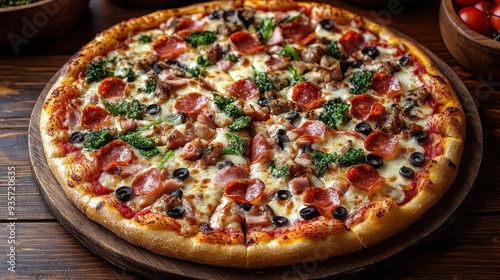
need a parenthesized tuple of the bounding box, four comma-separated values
(1, 0, 499, 279)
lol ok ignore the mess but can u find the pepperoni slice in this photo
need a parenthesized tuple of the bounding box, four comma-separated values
(117, 203, 135, 219)
(346, 164, 384, 191)
(229, 31, 267, 55)
(96, 140, 134, 172)
(132, 168, 161, 196)
(174, 19, 206, 37)
(350, 94, 386, 121)
(98, 77, 127, 99)
(251, 133, 270, 163)
(303, 187, 340, 212)
(292, 81, 323, 110)
(224, 178, 265, 204)
(92, 180, 113, 195)
(339, 30, 364, 56)
(153, 36, 186, 60)
(227, 79, 260, 100)
(364, 132, 398, 158)
(81, 105, 111, 129)
(294, 121, 327, 140)
(174, 92, 207, 114)
(281, 21, 314, 43)
(370, 73, 402, 97)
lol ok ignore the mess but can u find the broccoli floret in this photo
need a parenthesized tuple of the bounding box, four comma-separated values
(104, 99, 145, 120)
(326, 40, 345, 61)
(225, 53, 239, 63)
(288, 64, 306, 85)
(141, 77, 157, 94)
(350, 70, 373, 95)
(253, 67, 276, 93)
(185, 31, 217, 47)
(213, 93, 236, 109)
(318, 99, 350, 128)
(85, 60, 114, 83)
(337, 148, 364, 167)
(196, 55, 212, 67)
(213, 93, 243, 117)
(117, 132, 159, 157)
(227, 116, 252, 132)
(120, 68, 134, 78)
(187, 66, 207, 78)
(138, 34, 152, 44)
(270, 163, 290, 179)
(83, 129, 111, 150)
(280, 45, 299, 61)
(311, 150, 337, 176)
(222, 134, 248, 156)
(258, 17, 274, 44)
(224, 104, 244, 118)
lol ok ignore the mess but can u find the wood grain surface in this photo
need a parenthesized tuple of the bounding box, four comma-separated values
(1, 0, 500, 279)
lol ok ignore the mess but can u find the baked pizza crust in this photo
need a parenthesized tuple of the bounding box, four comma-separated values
(39, 0, 465, 268)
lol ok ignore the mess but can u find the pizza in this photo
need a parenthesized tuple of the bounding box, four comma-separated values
(40, 0, 465, 268)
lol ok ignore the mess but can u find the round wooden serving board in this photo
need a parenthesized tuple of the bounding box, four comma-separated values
(28, 30, 483, 280)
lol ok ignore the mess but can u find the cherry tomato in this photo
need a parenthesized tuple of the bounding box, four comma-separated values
(453, 0, 480, 6)
(473, 0, 488, 12)
(491, 4, 500, 31)
(458, 7, 491, 35)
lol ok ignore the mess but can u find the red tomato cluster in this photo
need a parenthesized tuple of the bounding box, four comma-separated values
(453, 0, 500, 38)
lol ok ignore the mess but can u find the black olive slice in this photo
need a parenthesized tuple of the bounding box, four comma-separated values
(166, 207, 184, 219)
(257, 97, 271, 107)
(209, 10, 222, 20)
(125, 75, 136, 83)
(173, 168, 190, 180)
(409, 152, 426, 167)
(399, 166, 414, 178)
(402, 98, 416, 113)
(319, 19, 335, 30)
(366, 154, 383, 169)
(272, 216, 289, 227)
(216, 160, 235, 169)
(355, 122, 373, 135)
(237, 8, 255, 28)
(223, 10, 236, 22)
(276, 190, 292, 200)
(276, 129, 288, 149)
(361, 46, 379, 59)
(412, 131, 428, 143)
(115, 186, 132, 202)
(165, 59, 182, 68)
(299, 206, 319, 220)
(146, 104, 161, 115)
(399, 55, 410, 67)
(152, 63, 163, 74)
(333, 206, 348, 220)
(241, 204, 253, 211)
(301, 144, 313, 153)
(69, 131, 84, 144)
(283, 111, 299, 122)
(171, 188, 183, 198)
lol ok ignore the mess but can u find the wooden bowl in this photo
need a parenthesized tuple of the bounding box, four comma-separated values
(0, 0, 90, 52)
(440, 0, 500, 80)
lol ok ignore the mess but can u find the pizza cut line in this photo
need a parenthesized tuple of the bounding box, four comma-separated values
(40, 0, 465, 268)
